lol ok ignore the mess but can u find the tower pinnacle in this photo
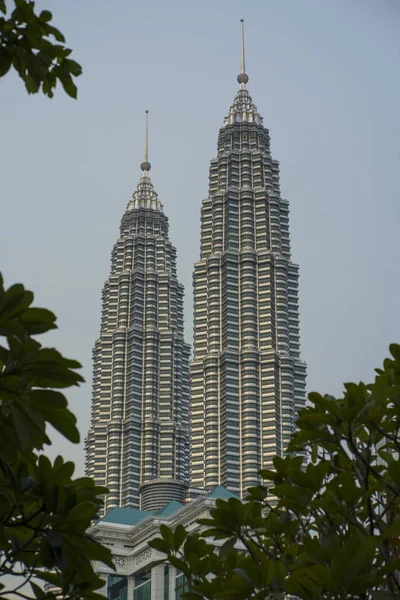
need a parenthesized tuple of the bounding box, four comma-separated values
(237, 19, 249, 86)
(140, 110, 151, 173)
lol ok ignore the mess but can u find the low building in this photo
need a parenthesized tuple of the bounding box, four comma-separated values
(88, 486, 238, 600)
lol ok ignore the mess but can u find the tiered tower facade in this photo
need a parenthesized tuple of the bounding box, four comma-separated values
(86, 114, 191, 512)
(190, 22, 307, 497)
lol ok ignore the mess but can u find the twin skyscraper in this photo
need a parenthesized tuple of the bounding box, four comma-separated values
(85, 21, 307, 514)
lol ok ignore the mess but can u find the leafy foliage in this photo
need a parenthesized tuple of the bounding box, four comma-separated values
(0, 273, 113, 600)
(150, 345, 400, 600)
(0, 0, 81, 97)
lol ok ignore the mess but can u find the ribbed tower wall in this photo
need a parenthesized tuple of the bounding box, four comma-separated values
(86, 174, 190, 512)
(190, 87, 307, 497)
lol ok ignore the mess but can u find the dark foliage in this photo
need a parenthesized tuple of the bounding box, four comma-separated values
(0, 274, 113, 600)
(151, 345, 400, 600)
(0, 0, 81, 97)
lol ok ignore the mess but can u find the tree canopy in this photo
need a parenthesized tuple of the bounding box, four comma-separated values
(0, 273, 113, 600)
(151, 345, 400, 600)
(0, 7, 110, 596)
(0, 0, 81, 97)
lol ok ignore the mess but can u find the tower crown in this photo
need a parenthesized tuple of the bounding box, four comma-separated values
(128, 111, 162, 211)
(224, 20, 262, 127)
(130, 175, 160, 211)
(223, 88, 263, 127)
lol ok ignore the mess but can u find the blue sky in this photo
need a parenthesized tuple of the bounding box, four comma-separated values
(1, 0, 399, 472)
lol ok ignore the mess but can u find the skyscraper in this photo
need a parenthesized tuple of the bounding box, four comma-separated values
(86, 113, 191, 512)
(190, 22, 307, 497)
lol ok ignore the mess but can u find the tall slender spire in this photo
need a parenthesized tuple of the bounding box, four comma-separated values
(140, 110, 151, 173)
(130, 110, 160, 210)
(237, 19, 249, 86)
(240, 19, 245, 75)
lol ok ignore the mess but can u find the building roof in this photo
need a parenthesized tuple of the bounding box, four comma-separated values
(208, 486, 241, 500)
(155, 500, 184, 517)
(99, 486, 238, 526)
(100, 507, 152, 526)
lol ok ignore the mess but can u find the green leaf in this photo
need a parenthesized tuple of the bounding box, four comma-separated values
(67, 501, 97, 524)
(0, 52, 12, 77)
(219, 538, 236, 558)
(381, 519, 400, 540)
(388, 461, 400, 486)
(52, 456, 75, 482)
(30, 581, 45, 599)
(33, 570, 59, 586)
(46, 530, 63, 547)
(0, 456, 18, 490)
(39, 404, 79, 442)
(173, 524, 187, 551)
(311, 442, 318, 463)
(46, 24, 65, 43)
(64, 58, 82, 77)
(58, 70, 77, 98)
(168, 555, 188, 574)
(31, 389, 68, 409)
(40, 9, 52, 22)
(0, 284, 27, 316)
(371, 592, 397, 600)
(24, 73, 41, 94)
(10, 401, 48, 450)
(389, 343, 400, 361)
(20, 306, 57, 333)
(160, 524, 174, 548)
(39, 538, 54, 568)
(148, 537, 169, 554)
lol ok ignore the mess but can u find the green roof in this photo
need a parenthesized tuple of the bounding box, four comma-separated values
(156, 500, 184, 517)
(99, 486, 239, 527)
(208, 485, 241, 500)
(100, 507, 152, 526)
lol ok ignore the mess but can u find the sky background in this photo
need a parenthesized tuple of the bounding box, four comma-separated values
(1, 0, 400, 474)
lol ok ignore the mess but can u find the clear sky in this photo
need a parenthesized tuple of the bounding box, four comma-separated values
(1, 0, 399, 474)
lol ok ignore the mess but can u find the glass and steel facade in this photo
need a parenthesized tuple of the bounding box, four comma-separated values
(107, 576, 127, 600)
(86, 169, 191, 512)
(105, 566, 185, 600)
(190, 80, 307, 497)
(133, 568, 151, 600)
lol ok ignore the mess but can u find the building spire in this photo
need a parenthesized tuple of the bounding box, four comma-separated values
(237, 19, 249, 86)
(140, 110, 151, 173)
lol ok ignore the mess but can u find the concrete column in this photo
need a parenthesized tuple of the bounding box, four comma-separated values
(168, 566, 176, 600)
(97, 573, 108, 598)
(127, 576, 135, 600)
(151, 564, 165, 600)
